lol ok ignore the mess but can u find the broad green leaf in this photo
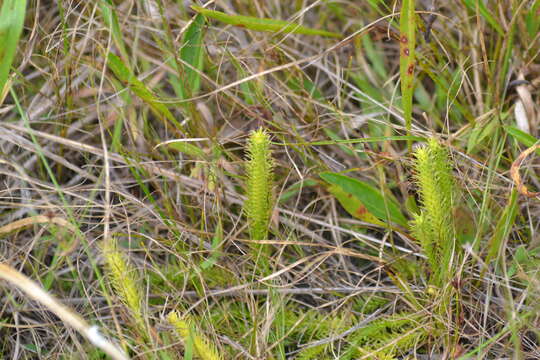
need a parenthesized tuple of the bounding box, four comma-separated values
(399, 0, 416, 151)
(0, 0, 26, 97)
(107, 52, 184, 132)
(320, 172, 408, 227)
(327, 184, 384, 225)
(192, 5, 341, 38)
(178, 13, 205, 99)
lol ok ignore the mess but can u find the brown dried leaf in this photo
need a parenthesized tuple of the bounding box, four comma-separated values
(510, 143, 540, 198)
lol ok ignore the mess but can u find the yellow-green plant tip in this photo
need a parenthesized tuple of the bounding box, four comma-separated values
(102, 239, 144, 327)
(245, 128, 274, 242)
(167, 311, 189, 338)
(168, 312, 223, 360)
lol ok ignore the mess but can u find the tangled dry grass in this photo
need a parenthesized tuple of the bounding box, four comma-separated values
(0, 0, 539, 359)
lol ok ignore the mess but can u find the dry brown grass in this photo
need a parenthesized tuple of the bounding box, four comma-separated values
(0, 0, 539, 359)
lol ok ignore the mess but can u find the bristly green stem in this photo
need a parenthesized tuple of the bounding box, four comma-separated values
(245, 128, 274, 242)
(411, 138, 456, 286)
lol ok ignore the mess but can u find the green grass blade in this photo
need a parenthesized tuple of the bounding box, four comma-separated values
(276, 135, 425, 146)
(505, 125, 540, 155)
(0, 0, 26, 95)
(485, 189, 518, 266)
(178, 13, 205, 99)
(164, 141, 207, 159)
(107, 52, 184, 134)
(99, 0, 129, 64)
(399, 0, 416, 152)
(526, 1, 540, 37)
(191, 5, 341, 38)
(462, 0, 504, 36)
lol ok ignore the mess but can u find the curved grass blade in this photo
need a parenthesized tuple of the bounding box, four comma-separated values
(0, 0, 26, 98)
(107, 52, 185, 134)
(192, 5, 341, 38)
(399, 0, 416, 152)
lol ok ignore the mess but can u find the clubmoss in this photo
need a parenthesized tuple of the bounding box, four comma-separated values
(411, 138, 457, 286)
(244, 128, 274, 242)
(102, 238, 145, 331)
(168, 311, 223, 360)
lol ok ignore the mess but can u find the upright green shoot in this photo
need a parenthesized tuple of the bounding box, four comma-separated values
(244, 128, 274, 243)
(102, 238, 146, 333)
(411, 139, 457, 286)
(399, 0, 416, 152)
(0, 0, 26, 99)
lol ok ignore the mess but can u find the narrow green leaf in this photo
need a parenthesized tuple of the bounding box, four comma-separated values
(166, 141, 207, 159)
(323, 128, 356, 156)
(99, 0, 129, 63)
(278, 179, 317, 203)
(287, 75, 324, 101)
(277, 135, 425, 146)
(467, 119, 497, 153)
(228, 51, 258, 105)
(320, 172, 408, 227)
(485, 189, 518, 265)
(107, 52, 184, 133)
(462, 0, 504, 36)
(178, 13, 205, 99)
(526, 1, 540, 37)
(201, 220, 223, 270)
(505, 126, 540, 155)
(192, 5, 341, 38)
(399, 0, 416, 152)
(0, 0, 26, 95)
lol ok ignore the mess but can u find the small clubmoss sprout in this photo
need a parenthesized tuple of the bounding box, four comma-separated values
(244, 128, 274, 242)
(168, 311, 223, 360)
(102, 238, 146, 332)
(411, 138, 457, 286)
